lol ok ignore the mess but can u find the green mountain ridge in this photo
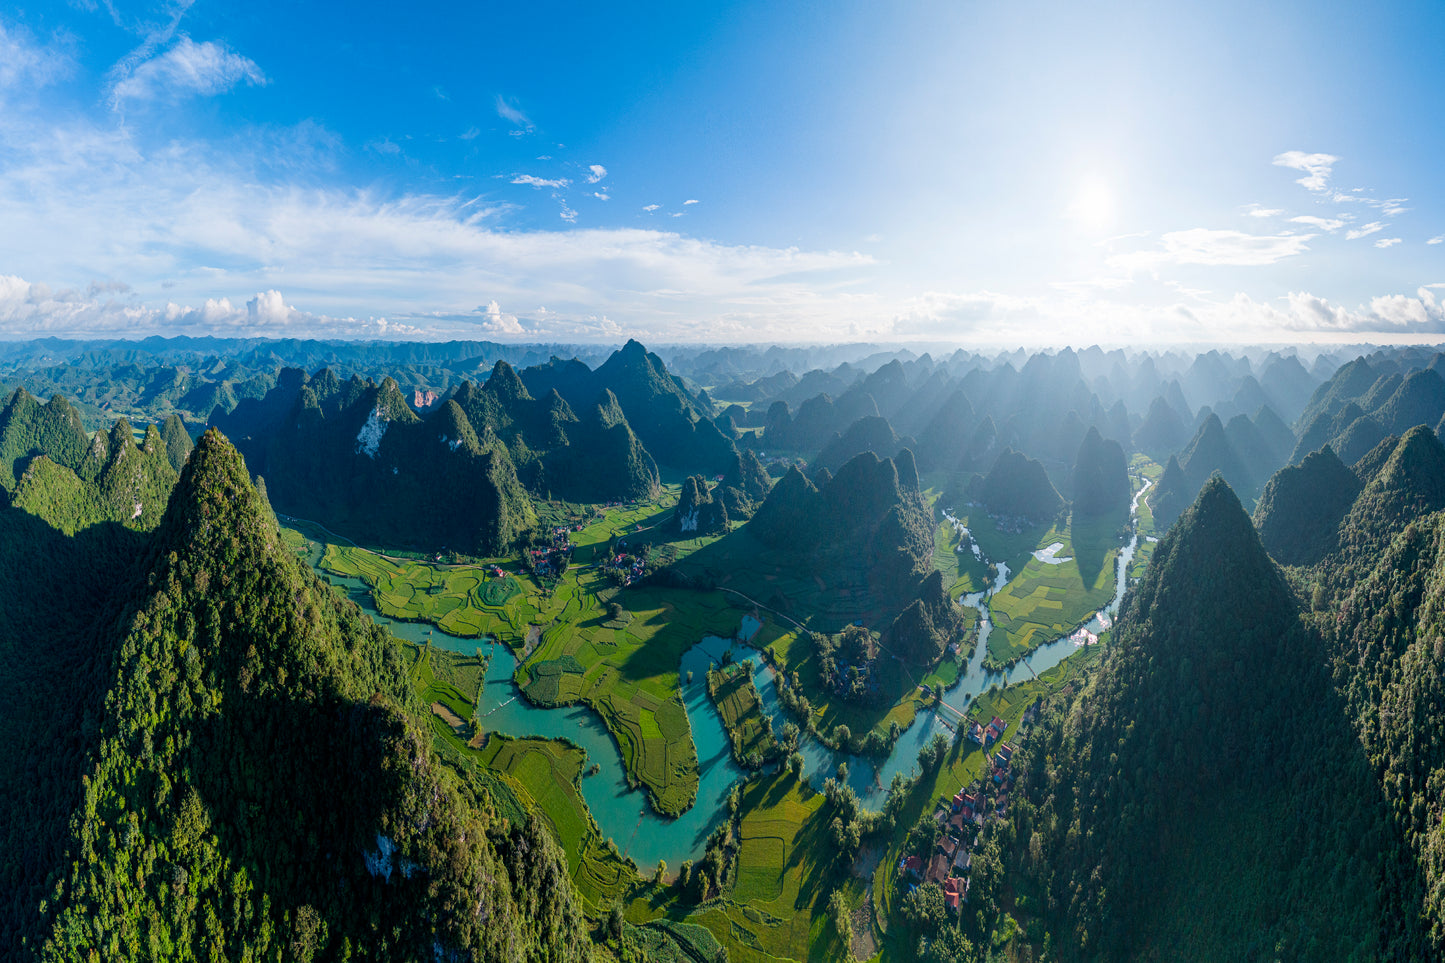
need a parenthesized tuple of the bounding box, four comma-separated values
(20, 430, 589, 962)
(1014, 476, 1378, 960)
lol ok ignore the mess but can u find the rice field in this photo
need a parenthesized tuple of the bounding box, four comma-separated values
(474, 734, 639, 910)
(685, 772, 859, 963)
(985, 513, 1121, 664)
(708, 662, 778, 764)
(314, 498, 754, 817)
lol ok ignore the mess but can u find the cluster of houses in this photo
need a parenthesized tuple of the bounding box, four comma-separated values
(528, 527, 576, 578)
(963, 714, 1008, 747)
(899, 701, 1046, 914)
(606, 539, 647, 587)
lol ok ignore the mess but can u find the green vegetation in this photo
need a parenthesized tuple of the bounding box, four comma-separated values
(1007, 477, 1379, 961)
(259, 374, 538, 555)
(1071, 425, 1129, 517)
(159, 411, 193, 471)
(474, 735, 641, 911)
(682, 450, 935, 630)
(946, 506, 1120, 664)
(707, 661, 779, 767)
(972, 448, 1062, 521)
(933, 516, 991, 598)
(1252, 444, 1362, 566)
(0, 388, 92, 490)
(322, 544, 529, 637)
(686, 772, 857, 963)
(8, 429, 591, 962)
(316, 501, 756, 816)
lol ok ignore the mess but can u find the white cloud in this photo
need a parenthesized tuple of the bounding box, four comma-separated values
(1429, 235, 1444, 245)
(1345, 221, 1384, 240)
(593, 192, 609, 201)
(684, 199, 699, 205)
(0, 20, 72, 95)
(1375, 237, 1401, 248)
(1290, 215, 1345, 232)
(890, 290, 1041, 336)
(1244, 205, 1282, 218)
(586, 164, 607, 183)
(495, 95, 533, 132)
(0, 274, 415, 338)
(512, 174, 569, 189)
(1273, 151, 1338, 193)
(1108, 228, 1314, 271)
(460, 127, 480, 140)
(642, 204, 659, 212)
(1332, 190, 1409, 216)
(111, 37, 266, 107)
(476, 299, 523, 334)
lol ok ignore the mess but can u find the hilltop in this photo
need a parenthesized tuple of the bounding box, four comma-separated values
(0, 429, 588, 961)
(1013, 477, 1378, 959)
(971, 449, 1062, 522)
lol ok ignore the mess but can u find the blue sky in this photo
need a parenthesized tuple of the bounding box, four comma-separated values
(1, 0, 1444, 343)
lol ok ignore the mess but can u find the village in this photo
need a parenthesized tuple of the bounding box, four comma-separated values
(899, 696, 1043, 914)
(525, 524, 581, 579)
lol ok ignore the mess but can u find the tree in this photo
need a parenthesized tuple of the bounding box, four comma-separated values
(789, 752, 805, 779)
(654, 859, 667, 885)
(828, 889, 854, 955)
(607, 901, 625, 943)
(902, 882, 949, 934)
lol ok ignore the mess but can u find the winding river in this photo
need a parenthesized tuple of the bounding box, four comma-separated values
(295, 473, 1153, 866)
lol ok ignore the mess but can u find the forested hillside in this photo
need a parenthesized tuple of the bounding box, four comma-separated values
(1, 431, 590, 962)
(1011, 478, 1379, 960)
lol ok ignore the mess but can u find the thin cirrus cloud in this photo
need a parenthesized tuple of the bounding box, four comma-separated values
(495, 94, 533, 133)
(1345, 221, 1384, 240)
(511, 174, 569, 189)
(110, 37, 266, 107)
(1291, 215, 1345, 232)
(1108, 228, 1315, 271)
(0, 20, 71, 93)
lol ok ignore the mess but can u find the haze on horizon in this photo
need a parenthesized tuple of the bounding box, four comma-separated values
(2, 0, 1444, 345)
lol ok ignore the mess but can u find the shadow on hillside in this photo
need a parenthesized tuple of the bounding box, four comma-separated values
(1071, 507, 1128, 588)
(0, 510, 148, 958)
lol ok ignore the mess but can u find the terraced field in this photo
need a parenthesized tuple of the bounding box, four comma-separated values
(933, 517, 993, 599)
(685, 773, 861, 963)
(707, 661, 778, 765)
(322, 546, 531, 638)
(318, 507, 752, 816)
(474, 735, 638, 909)
(965, 511, 1121, 664)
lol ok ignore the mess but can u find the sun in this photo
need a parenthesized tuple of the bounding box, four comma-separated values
(1067, 176, 1116, 230)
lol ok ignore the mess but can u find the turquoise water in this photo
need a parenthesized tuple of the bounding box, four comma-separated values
(294, 473, 1150, 864)
(306, 543, 748, 867)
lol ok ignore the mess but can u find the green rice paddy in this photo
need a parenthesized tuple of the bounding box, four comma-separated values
(708, 662, 778, 764)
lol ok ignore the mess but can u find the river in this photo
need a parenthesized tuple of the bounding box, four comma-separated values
(291, 473, 1152, 865)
